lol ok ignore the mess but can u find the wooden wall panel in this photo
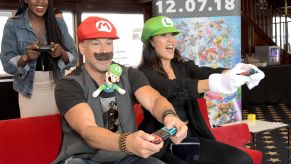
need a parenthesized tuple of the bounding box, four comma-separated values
(0, 0, 18, 10)
(0, 0, 147, 12)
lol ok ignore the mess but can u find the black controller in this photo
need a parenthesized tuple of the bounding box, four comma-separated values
(237, 69, 258, 76)
(37, 45, 52, 52)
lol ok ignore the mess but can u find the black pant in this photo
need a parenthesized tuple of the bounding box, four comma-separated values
(160, 151, 187, 164)
(63, 155, 166, 164)
(162, 137, 252, 164)
(196, 137, 252, 164)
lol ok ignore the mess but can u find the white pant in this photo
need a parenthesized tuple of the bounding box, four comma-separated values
(19, 71, 59, 118)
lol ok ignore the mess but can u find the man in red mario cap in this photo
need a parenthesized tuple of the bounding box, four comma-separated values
(53, 16, 188, 164)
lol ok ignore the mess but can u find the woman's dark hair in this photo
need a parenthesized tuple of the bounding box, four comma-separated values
(138, 39, 185, 76)
(15, 1, 28, 16)
(15, 0, 67, 80)
(53, 8, 63, 15)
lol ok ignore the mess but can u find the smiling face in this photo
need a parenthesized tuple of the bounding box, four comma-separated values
(79, 38, 114, 73)
(151, 33, 176, 62)
(25, 0, 48, 17)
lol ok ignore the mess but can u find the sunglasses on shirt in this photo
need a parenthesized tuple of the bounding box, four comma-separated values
(108, 101, 118, 132)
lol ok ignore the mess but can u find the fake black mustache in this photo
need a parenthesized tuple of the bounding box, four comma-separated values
(94, 52, 113, 61)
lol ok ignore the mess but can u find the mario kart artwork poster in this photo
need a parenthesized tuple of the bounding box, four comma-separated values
(173, 16, 242, 126)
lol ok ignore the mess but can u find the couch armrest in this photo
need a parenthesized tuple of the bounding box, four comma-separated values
(211, 123, 251, 147)
(238, 147, 263, 164)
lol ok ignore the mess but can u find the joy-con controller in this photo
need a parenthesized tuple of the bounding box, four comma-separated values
(237, 69, 258, 76)
(150, 127, 177, 144)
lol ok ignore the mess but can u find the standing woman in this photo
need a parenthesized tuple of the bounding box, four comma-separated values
(0, 0, 77, 118)
(138, 16, 265, 164)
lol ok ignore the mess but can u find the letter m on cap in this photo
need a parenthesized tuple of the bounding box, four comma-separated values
(96, 20, 112, 32)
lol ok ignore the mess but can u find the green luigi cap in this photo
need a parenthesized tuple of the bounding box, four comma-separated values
(141, 16, 180, 43)
(109, 64, 122, 77)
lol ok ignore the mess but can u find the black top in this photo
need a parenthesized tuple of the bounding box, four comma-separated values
(139, 60, 223, 138)
(36, 51, 52, 71)
(55, 66, 149, 115)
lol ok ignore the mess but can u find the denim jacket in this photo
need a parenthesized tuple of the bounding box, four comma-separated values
(0, 9, 77, 97)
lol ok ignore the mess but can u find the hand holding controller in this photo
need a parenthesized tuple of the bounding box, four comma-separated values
(37, 45, 53, 52)
(237, 68, 258, 76)
(150, 127, 177, 144)
(245, 66, 265, 90)
(232, 63, 264, 89)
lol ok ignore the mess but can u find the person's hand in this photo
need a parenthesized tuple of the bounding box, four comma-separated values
(209, 63, 251, 94)
(50, 42, 67, 58)
(125, 130, 163, 158)
(245, 64, 265, 89)
(25, 43, 40, 61)
(229, 63, 265, 89)
(163, 114, 188, 144)
(231, 63, 255, 74)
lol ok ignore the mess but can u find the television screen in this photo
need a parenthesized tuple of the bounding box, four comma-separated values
(269, 47, 280, 65)
(255, 46, 280, 65)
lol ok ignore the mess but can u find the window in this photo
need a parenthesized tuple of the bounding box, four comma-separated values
(0, 11, 14, 77)
(272, 16, 291, 52)
(0, 11, 144, 77)
(82, 13, 144, 67)
(62, 11, 75, 40)
(0, 10, 75, 78)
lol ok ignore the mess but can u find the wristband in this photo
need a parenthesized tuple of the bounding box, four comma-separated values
(118, 132, 131, 154)
(161, 109, 178, 122)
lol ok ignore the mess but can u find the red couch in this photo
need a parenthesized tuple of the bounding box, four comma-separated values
(0, 114, 62, 164)
(0, 107, 144, 164)
(0, 100, 262, 164)
(197, 98, 262, 164)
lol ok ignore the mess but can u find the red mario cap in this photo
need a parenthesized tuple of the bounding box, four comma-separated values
(77, 16, 119, 42)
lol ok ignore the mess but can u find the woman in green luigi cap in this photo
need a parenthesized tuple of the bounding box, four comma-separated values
(138, 16, 263, 164)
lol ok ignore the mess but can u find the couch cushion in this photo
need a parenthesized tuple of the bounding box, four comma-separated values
(0, 114, 62, 164)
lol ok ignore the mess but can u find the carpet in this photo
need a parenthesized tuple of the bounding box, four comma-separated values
(243, 103, 291, 164)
